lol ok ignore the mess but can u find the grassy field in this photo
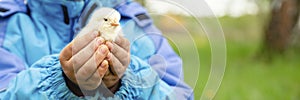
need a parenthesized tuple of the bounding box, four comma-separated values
(153, 14, 300, 100)
(213, 41, 300, 100)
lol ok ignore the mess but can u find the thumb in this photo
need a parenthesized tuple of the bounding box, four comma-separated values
(98, 60, 109, 78)
(60, 42, 73, 61)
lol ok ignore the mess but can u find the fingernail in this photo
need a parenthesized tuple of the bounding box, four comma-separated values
(106, 42, 113, 51)
(101, 60, 108, 68)
(93, 31, 98, 37)
(97, 37, 104, 45)
(100, 64, 105, 68)
(99, 45, 107, 54)
(107, 53, 112, 60)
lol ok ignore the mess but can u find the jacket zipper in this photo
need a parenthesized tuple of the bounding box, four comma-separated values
(61, 5, 70, 25)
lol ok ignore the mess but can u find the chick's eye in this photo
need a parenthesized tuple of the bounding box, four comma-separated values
(104, 18, 108, 21)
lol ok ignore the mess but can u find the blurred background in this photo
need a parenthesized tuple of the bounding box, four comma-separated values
(137, 0, 300, 99)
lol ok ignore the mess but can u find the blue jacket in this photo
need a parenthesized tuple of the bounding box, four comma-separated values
(0, 0, 193, 99)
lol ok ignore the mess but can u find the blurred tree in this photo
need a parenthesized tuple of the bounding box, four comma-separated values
(264, 0, 300, 54)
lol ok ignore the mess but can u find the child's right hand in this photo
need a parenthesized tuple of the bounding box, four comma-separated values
(59, 31, 109, 91)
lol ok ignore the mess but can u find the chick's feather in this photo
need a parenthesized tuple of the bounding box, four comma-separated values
(78, 7, 123, 41)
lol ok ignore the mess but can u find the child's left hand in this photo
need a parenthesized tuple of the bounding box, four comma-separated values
(103, 35, 130, 93)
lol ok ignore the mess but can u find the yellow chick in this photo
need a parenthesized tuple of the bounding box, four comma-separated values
(79, 7, 122, 41)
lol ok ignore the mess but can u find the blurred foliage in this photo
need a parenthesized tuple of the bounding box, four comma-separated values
(145, 0, 300, 99)
(151, 13, 300, 99)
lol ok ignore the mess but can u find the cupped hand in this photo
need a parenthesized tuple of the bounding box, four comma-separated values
(102, 36, 130, 92)
(59, 31, 109, 91)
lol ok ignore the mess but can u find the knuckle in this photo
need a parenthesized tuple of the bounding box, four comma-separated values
(95, 52, 101, 62)
(119, 38, 125, 45)
(59, 53, 64, 61)
(98, 72, 105, 78)
(60, 58, 69, 68)
(78, 69, 88, 77)
(71, 44, 78, 52)
(124, 40, 130, 50)
(124, 55, 130, 65)
(75, 74, 84, 82)
(91, 40, 97, 51)
(124, 38, 130, 44)
(71, 58, 79, 66)
(111, 45, 116, 53)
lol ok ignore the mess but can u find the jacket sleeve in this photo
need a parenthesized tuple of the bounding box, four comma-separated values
(0, 54, 174, 100)
(0, 48, 26, 92)
(0, 54, 80, 100)
(0, 0, 28, 94)
(113, 55, 175, 100)
(117, 2, 194, 99)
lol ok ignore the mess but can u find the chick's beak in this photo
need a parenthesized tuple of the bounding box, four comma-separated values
(111, 23, 119, 26)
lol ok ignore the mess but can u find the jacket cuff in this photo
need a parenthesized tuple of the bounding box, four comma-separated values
(112, 55, 160, 99)
(62, 71, 84, 96)
(33, 54, 79, 99)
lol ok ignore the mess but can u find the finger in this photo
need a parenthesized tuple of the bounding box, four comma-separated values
(114, 36, 130, 52)
(76, 45, 109, 81)
(60, 43, 77, 83)
(76, 60, 109, 91)
(60, 42, 74, 61)
(102, 74, 119, 88)
(104, 64, 110, 76)
(105, 52, 113, 76)
(97, 60, 109, 76)
(68, 37, 105, 71)
(103, 74, 119, 83)
(72, 31, 99, 55)
(106, 42, 130, 67)
(107, 53, 126, 77)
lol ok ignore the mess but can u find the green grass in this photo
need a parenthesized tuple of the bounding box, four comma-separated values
(214, 15, 300, 100)
(187, 39, 300, 100)
(214, 42, 300, 100)
(155, 14, 300, 100)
